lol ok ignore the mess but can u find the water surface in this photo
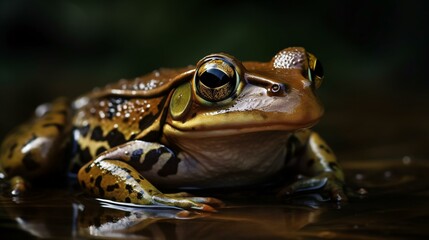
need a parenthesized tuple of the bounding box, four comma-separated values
(1, 158, 428, 239)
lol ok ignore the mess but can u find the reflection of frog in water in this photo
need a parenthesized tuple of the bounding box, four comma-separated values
(0, 47, 346, 211)
(77, 200, 324, 239)
(0, 191, 324, 239)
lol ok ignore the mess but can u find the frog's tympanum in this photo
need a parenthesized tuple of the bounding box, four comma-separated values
(0, 47, 346, 211)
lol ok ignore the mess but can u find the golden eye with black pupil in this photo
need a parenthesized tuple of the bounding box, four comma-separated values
(196, 59, 237, 102)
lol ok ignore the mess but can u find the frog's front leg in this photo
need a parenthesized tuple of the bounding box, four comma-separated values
(280, 130, 347, 201)
(78, 140, 223, 212)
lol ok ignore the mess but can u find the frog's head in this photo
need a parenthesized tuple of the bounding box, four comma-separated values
(166, 47, 324, 137)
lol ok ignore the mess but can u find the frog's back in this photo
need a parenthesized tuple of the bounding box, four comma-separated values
(71, 67, 194, 165)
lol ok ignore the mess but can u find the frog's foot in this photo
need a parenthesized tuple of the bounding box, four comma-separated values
(278, 172, 347, 202)
(153, 193, 224, 212)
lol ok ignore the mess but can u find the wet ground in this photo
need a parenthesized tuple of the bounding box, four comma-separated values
(0, 157, 428, 239)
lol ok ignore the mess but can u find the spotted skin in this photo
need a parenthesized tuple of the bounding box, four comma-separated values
(0, 98, 71, 180)
(72, 95, 169, 168)
(78, 140, 220, 211)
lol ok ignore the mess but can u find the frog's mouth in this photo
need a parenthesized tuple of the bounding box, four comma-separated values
(166, 85, 323, 138)
(164, 116, 321, 139)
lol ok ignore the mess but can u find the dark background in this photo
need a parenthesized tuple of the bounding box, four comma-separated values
(0, 0, 428, 161)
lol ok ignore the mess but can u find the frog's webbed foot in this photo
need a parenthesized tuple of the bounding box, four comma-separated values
(278, 172, 347, 202)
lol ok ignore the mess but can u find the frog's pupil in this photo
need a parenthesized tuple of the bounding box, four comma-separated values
(313, 60, 324, 79)
(200, 69, 232, 88)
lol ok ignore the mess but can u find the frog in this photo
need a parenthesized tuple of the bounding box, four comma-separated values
(0, 47, 346, 212)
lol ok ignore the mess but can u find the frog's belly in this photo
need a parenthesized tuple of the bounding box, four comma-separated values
(142, 131, 290, 188)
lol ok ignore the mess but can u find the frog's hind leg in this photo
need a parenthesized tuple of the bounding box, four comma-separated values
(78, 140, 223, 212)
(0, 98, 72, 194)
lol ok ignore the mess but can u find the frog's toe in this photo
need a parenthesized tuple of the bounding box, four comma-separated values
(164, 192, 225, 206)
(328, 181, 348, 202)
(152, 194, 224, 212)
(184, 196, 225, 207)
(190, 202, 217, 212)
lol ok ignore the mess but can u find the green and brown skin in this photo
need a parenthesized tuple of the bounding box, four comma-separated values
(0, 47, 346, 212)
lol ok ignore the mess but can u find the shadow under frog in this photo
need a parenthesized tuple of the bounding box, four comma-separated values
(0, 47, 346, 212)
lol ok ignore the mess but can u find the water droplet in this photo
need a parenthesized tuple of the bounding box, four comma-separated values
(355, 173, 364, 181)
(384, 171, 392, 178)
(357, 188, 368, 195)
(99, 111, 105, 119)
(402, 156, 411, 165)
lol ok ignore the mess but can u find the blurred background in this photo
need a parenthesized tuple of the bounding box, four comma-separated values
(0, 0, 428, 161)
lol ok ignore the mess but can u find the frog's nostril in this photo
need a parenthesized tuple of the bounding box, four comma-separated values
(271, 84, 281, 93)
(245, 73, 288, 96)
(268, 83, 287, 96)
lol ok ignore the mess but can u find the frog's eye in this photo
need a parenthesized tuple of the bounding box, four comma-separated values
(195, 58, 237, 102)
(311, 60, 324, 81)
(307, 53, 324, 88)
